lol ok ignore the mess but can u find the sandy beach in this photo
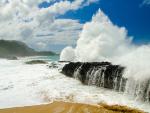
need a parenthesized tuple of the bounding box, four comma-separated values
(0, 101, 144, 113)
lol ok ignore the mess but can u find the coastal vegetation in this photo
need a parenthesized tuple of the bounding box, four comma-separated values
(0, 40, 56, 59)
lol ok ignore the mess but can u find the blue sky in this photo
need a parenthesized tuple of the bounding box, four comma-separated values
(40, 0, 150, 45)
(0, 0, 150, 52)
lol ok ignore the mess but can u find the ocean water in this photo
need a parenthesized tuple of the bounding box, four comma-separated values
(21, 55, 60, 62)
(0, 56, 150, 112)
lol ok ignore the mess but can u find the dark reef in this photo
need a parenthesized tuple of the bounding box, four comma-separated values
(61, 62, 127, 91)
(61, 62, 150, 102)
(25, 60, 48, 64)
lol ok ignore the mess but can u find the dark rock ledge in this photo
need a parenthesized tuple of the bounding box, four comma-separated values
(61, 62, 127, 92)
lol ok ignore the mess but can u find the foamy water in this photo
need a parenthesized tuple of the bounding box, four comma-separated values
(0, 58, 149, 112)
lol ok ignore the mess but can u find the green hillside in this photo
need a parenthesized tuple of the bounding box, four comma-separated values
(0, 40, 56, 58)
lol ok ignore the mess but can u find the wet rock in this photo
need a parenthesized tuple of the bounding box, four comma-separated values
(61, 62, 127, 91)
(49, 62, 59, 68)
(25, 60, 48, 64)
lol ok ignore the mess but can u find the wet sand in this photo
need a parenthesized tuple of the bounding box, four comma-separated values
(0, 101, 144, 113)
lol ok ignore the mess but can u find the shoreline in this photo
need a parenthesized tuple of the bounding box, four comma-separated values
(0, 101, 144, 113)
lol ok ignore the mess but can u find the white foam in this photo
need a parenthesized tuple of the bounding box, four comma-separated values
(60, 9, 150, 82)
(60, 46, 75, 61)
(0, 59, 149, 112)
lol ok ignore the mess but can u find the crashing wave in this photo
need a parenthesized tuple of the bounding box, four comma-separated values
(61, 62, 150, 102)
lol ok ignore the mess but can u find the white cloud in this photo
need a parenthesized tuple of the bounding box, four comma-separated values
(141, 0, 150, 6)
(0, 18, 82, 50)
(0, 0, 97, 51)
(83, 0, 98, 6)
(143, 0, 150, 5)
(0, 0, 98, 23)
(30, 19, 83, 50)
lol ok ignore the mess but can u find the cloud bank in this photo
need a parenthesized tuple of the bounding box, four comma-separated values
(60, 9, 150, 80)
(0, 0, 97, 51)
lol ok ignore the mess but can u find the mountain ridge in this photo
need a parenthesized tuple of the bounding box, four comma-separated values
(0, 40, 56, 59)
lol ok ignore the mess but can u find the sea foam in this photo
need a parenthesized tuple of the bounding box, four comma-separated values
(60, 9, 150, 82)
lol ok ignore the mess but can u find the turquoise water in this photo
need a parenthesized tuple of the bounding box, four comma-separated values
(48, 55, 60, 61)
(27, 55, 60, 62)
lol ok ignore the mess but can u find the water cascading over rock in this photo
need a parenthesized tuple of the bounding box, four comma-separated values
(61, 62, 150, 102)
(125, 78, 150, 102)
(61, 62, 127, 92)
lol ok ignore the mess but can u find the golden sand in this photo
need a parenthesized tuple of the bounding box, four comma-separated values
(0, 101, 145, 113)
